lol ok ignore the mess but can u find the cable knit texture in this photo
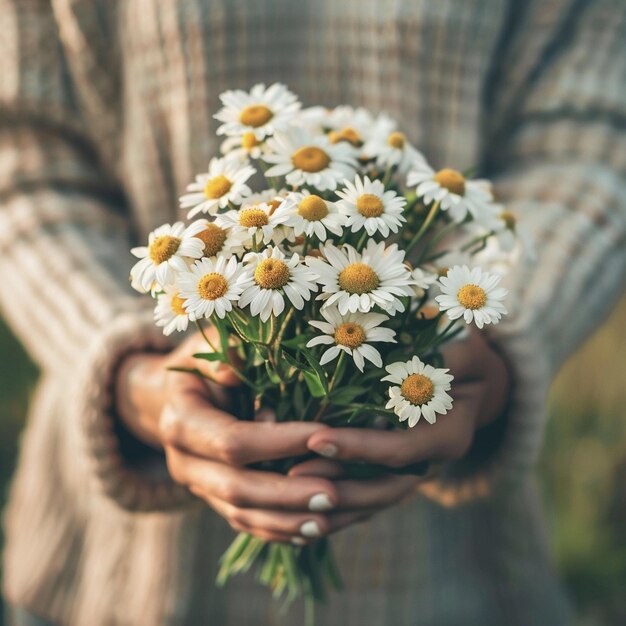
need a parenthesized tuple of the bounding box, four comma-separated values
(0, 1, 624, 624)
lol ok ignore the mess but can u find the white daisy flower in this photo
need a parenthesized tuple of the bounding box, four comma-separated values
(382, 357, 454, 426)
(238, 247, 318, 322)
(306, 309, 396, 372)
(307, 240, 415, 315)
(177, 256, 244, 320)
(154, 286, 193, 336)
(362, 119, 426, 175)
(411, 267, 438, 295)
(435, 265, 508, 329)
(282, 191, 344, 241)
(214, 82, 301, 140)
(215, 200, 290, 246)
(297, 106, 382, 159)
(406, 164, 494, 223)
(220, 132, 264, 161)
(336, 175, 406, 237)
(490, 209, 535, 259)
(179, 155, 255, 218)
(190, 219, 248, 259)
(130, 221, 205, 292)
(263, 127, 357, 191)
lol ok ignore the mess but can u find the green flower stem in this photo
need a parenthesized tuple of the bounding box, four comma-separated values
(405, 199, 441, 255)
(460, 232, 492, 253)
(415, 218, 463, 265)
(195, 319, 218, 353)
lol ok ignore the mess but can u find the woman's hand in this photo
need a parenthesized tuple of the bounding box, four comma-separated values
(289, 331, 511, 533)
(116, 332, 350, 543)
(115, 329, 510, 544)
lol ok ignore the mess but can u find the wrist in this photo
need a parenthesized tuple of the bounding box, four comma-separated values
(116, 352, 168, 448)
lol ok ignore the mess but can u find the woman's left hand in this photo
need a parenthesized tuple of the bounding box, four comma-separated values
(289, 330, 511, 539)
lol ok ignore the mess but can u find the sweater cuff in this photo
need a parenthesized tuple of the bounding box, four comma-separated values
(70, 307, 197, 512)
(418, 327, 550, 506)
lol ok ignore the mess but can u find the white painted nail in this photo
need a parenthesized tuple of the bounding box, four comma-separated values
(291, 537, 306, 546)
(308, 493, 334, 512)
(312, 443, 338, 458)
(300, 520, 322, 538)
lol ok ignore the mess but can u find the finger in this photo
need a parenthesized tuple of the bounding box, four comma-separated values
(332, 475, 417, 511)
(326, 510, 377, 534)
(288, 458, 346, 479)
(169, 450, 338, 511)
(170, 330, 244, 388)
(306, 387, 481, 468)
(195, 490, 296, 544)
(206, 495, 331, 539)
(161, 388, 326, 465)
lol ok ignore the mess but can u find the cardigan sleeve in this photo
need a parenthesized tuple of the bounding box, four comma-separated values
(0, 1, 193, 511)
(421, 0, 626, 505)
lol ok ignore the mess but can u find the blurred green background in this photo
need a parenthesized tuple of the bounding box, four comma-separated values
(1, 296, 625, 625)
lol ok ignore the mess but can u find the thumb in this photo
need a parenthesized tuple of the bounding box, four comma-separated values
(173, 330, 243, 387)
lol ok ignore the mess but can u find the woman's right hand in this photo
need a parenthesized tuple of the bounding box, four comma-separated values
(115, 331, 341, 543)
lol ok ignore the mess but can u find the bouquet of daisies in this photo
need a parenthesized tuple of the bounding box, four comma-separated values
(130, 82, 522, 618)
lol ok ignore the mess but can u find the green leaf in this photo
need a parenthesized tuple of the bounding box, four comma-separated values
(264, 362, 282, 384)
(300, 348, 329, 393)
(328, 385, 367, 405)
(303, 370, 327, 398)
(281, 333, 314, 349)
(282, 350, 311, 372)
(193, 351, 224, 362)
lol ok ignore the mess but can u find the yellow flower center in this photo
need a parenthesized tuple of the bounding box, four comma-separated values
(457, 284, 487, 310)
(254, 258, 291, 290)
(149, 235, 181, 264)
(338, 263, 380, 294)
(198, 273, 228, 300)
(239, 207, 269, 228)
(170, 293, 187, 316)
(329, 127, 362, 147)
(500, 210, 517, 231)
(400, 374, 435, 406)
(334, 322, 366, 349)
(298, 195, 329, 221)
(204, 174, 232, 199)
(387, 132, 406, 149)
(196, 223, 228, 257)
(239, 104, 273, 128)
(241, 132, 260, 151)
(356, 194, 385, 218)
(292, 146, 331, 172)
(434, 168, 465, 196)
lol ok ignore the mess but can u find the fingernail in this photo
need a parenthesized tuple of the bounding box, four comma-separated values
(300, 521, 322, 538)
(308, 493, 334, 512)
(310, 443, 338, 458)
(291, 537, 306, 546)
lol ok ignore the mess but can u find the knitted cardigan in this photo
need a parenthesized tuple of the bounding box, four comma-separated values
(1, 1, 625, 624)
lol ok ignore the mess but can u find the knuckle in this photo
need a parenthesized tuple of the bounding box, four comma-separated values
(227, 507, 247, 527)
(219, 481, 247, 508)
(159, 409, 185, 447)
(215, 425, 247, 465)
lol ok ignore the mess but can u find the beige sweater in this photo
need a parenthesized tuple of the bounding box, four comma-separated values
(1, 1, 625, 624)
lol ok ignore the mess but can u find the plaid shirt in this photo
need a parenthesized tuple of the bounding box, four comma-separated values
(1, 1, 624, 624)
